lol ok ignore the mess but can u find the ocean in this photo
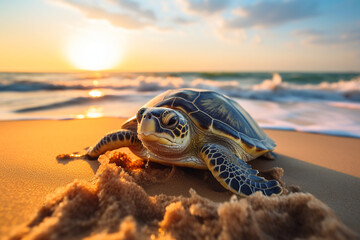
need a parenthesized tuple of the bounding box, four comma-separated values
(1, 72, 359, 138)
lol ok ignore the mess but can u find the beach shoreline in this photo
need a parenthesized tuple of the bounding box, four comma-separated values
(0, 118, 359, 237)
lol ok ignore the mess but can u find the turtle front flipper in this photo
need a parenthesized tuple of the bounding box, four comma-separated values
(200, 144, 282, 197)
(87, 130, 141, 159)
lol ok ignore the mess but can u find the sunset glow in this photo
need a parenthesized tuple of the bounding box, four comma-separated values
(66, 30, 121, 71)
(0, 1, 359, 72)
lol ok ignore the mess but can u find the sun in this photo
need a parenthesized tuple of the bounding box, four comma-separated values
(66, 29, 122, 71)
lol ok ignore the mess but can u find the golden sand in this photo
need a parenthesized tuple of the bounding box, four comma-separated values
(7, 152, 357, 240)
(0, 118, 359, 239)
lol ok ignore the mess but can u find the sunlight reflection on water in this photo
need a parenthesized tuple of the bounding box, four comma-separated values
(76, 106, 104, 119)
(88, 89, 103, 98)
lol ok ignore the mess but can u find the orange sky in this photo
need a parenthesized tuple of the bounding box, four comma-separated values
(0, 0, 359, 72)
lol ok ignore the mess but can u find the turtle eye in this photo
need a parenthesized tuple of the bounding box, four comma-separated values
(162, 111, 179, 129)
(137, 108, 146, 123)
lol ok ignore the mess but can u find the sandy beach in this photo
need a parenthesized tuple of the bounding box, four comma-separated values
(2, 0, 360, 238)
(0, 118, 359, 239)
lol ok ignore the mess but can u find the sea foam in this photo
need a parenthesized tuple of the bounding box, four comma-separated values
(1, 72, 359, 138)
(2, 73, 359, 102)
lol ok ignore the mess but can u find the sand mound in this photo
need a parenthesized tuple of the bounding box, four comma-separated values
(7, 152, 357, 240)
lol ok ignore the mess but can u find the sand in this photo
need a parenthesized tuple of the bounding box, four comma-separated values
(0, 118, 359, 239)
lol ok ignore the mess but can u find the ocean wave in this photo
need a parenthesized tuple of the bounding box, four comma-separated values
(197, 72, 270, 80)
(2, 73, 360, 102)
(130, 74, 360, 102)
(0, 80, 94, 92)
(222, 74, 360, 102)
(14, 95, 128, 113)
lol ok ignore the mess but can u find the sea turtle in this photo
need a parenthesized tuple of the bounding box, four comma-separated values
(84, 89, 282, 197)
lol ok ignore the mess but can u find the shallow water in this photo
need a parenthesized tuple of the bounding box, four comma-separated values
(1, 72, 359, 137)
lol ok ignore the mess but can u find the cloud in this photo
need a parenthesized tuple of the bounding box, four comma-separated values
(50, 0, 197, 30)
(179, 0, 230, 16)
(106, 0, 157, 21)
(225, 0, 318, 29)
(172, 17, 196, 25)
(50, 0, 344, 48)
(50, 0, 156, 29)
(176, 0, 321, 44)
(294, 28, 360, 46)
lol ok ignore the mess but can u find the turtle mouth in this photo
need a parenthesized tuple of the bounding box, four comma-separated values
(138, 133, 176, 146)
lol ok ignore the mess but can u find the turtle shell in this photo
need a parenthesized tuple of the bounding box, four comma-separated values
(143, 89, 275, 155)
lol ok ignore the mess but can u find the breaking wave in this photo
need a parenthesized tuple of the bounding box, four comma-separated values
(220, 74, 360, 102)
(2, 73, 360, 102)
(2, 72, 360, 138)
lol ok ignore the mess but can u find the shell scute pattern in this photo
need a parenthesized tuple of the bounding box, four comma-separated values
(154, 98, 174, 108)
(213, 119, 239, 140)
(194, 92, 244, 130)
(194, 92, 254, 134)
(155, 89, 274, 153)
(172, 98, 199, 114)
(240, 135, 255, 148)
(126, 89, 275, 159)
(165, 89, 200, 102)
(189, 111, 212, 130)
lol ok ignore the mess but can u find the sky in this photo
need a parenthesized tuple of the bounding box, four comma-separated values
(0, 0, 359, 72)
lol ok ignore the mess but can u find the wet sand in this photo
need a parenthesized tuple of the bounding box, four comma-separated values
(0, 118, 359, 239)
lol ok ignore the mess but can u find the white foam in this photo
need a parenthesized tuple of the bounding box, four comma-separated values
(2, 73, 360, 138)
(106, 73, 360, 103)
(236, 99, 360, 138)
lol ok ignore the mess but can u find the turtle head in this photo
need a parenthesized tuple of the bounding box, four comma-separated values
(136, 107, 191, 155)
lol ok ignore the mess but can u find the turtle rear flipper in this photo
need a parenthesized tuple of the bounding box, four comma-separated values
(200, 144, 282, 197)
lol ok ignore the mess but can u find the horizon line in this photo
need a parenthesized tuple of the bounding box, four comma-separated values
(1, 70, 360, 74)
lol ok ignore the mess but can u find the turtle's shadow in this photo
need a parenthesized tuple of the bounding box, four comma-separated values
(141, 154, 287, 199)
(249, 154, 282, 170)
(55, 151, 285, 188)
(250, 154, 284, 177)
